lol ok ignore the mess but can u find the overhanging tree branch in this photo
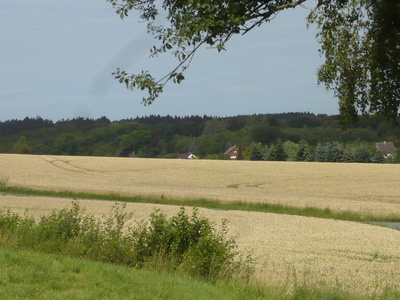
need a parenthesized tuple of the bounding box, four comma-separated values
(108, 0, 314, 105)
(107, 0, 400, 123)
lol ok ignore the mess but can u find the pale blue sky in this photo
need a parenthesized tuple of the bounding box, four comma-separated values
(0, 0, 338, 121)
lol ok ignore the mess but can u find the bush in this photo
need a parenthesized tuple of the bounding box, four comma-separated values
(0, 202, 251, 282)
(37, 201, 82, 241)
(0, 209, 35, 247)
(132, 207, 245, 280)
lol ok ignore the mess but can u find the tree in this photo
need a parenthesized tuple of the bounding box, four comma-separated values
(173, 135, 195, 153)
(188, 142, 198, 154)
(295, 139, 313, 161)
(247, 142, 265, 161)
(107, 0, 399, 123)
(54, 134, 77, 155)
(352, 143, 374, 163)
(202, 118, 228, 138)
(117, 130, 153, 156)
(315, 141, 344, 162)
(308, 0, 400, 124)
(264, 139, 287, 161)
(282, 140, 298, 161)
(12, 136, 30, 154)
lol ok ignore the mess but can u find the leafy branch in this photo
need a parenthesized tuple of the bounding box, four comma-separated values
(108, 0, 314, 104)
(108, 0, 400, 124)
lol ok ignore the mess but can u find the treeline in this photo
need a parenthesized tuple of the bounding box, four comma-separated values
(1, 113, 399, 162)
(244, 140, 385, 163)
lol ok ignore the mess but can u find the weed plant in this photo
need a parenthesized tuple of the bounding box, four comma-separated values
(0, 201, 251, 282)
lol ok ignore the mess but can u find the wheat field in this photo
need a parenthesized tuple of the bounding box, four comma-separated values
(1, 154, 400, 295)
(1, 195, 400, 296)
(1, 154, 400, 216)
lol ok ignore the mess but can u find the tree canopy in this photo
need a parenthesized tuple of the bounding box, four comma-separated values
(1, 114, 400, 160)
(309, 0, 400, 124)
(107, 0, 400, 123)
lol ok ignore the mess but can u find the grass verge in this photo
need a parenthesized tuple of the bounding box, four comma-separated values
(1, 247, 397, 300)
(0, 247, 255, 300)
(1, 185, 398, 222)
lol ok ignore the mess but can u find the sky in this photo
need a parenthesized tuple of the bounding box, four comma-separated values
(0, 0, 339, 122)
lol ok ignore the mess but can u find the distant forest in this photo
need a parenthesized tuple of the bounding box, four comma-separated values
(1, 113, 399, 163)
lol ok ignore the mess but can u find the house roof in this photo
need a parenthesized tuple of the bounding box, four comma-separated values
(224, 145, 238, 155)
(376, 142, 396, 155)
(177, 153, 196, 159)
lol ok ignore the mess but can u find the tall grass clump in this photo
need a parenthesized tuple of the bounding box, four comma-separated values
(0, 202, 251, 282)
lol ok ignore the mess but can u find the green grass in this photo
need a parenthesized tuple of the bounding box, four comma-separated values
(1, 185, 399, 222)
(0, 247, 258, 300)
(1, 247, 393, 300)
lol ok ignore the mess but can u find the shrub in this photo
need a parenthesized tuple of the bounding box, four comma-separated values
(132, 207, 246, 280)
(0, 209, 26, 233)
(37, 201, 82, 241)
(0, 202, 250, 282)
(0, 209, 35, 247)
(94, 203, 136, 265)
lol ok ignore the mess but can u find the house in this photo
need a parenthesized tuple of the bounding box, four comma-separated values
(177, 153, 197, 159)
(376, 141, 396, 157)
(225, 145, 239, 160)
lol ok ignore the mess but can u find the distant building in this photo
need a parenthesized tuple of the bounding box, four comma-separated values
(177, 153, 197, 159)
(376, 141, 396, 157)
(225, 145, 239, 160)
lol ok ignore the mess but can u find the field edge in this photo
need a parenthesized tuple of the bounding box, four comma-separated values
(1, 184, 399, 223)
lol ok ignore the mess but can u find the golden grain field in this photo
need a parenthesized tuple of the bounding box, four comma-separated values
(1, 154, 400, 216)
(1, 195, 400, 296)
(1, 154, 400, 295)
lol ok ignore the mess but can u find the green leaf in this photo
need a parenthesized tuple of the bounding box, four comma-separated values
(176, 73, 185, 84)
